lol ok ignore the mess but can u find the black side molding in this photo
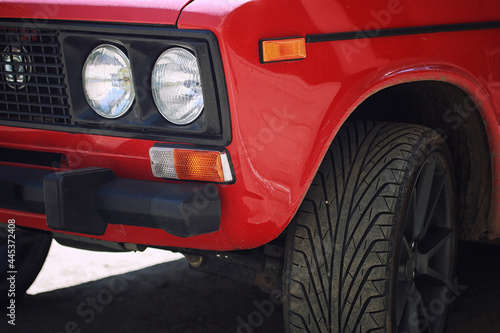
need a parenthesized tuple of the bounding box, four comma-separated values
(305, 21, 500, 43)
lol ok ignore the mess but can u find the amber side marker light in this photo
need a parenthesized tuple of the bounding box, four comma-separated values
(149, 147, 233, 183)
(261, 37, 306, 63)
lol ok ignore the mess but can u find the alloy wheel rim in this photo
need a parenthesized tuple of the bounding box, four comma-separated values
(396, 153, 454, 333)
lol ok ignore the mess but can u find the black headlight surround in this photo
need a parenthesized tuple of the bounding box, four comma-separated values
(0, 20, 231, 146)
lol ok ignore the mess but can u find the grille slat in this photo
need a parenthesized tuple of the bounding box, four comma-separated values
(2, 42, 60, 48)
(0, 81, 66, 89)
(0, 90, 68, 98)
(1, 52, 60, 58)
(0, 26, 70, 125)
(0, 61, 63, 68)
(2, 30, 58, 37)
(0, 70, 65, 79)
(0, 110, 70, 119)
(2, 100, 69, 108)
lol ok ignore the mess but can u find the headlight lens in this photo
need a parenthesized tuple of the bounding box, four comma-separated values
(82, 44, 135, 119)
(151, 48, 204, 125)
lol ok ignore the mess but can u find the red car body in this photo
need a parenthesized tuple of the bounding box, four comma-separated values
(1, 0, 500, 252)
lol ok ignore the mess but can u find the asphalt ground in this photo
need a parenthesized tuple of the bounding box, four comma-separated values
(1, 241, 499, 333)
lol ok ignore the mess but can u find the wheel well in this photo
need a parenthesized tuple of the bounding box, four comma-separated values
(350, 81, 492, 240)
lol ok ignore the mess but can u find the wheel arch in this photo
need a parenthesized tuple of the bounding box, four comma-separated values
(327, 69, 498, 241)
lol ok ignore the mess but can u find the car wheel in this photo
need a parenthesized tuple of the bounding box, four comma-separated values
(0, 229, 52, 297)
(284, 121, 456, 333)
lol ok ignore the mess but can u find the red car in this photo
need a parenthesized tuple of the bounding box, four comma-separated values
(1, 0, 499, 332)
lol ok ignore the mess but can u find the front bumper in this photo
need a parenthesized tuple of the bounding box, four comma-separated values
(0, 165, 221, 238)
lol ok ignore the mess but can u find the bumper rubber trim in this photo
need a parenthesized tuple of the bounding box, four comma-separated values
(0, 165, 221, 238)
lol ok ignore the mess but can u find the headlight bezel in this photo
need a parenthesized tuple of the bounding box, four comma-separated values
(59, 25, 231, 146)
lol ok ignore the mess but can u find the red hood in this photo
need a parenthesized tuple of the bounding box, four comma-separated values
(0, 0, 194, 25)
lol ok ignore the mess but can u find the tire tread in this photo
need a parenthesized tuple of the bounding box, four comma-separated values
(286, 121, 441, 332)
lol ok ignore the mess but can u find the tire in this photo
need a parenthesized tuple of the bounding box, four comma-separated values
(1, 229, 52, 298)
(284, 121, 456, 333)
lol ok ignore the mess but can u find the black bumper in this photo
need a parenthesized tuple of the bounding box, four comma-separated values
(0, 165, 221, 238)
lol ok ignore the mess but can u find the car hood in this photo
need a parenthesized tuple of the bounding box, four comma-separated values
(0, 0, 194, 25)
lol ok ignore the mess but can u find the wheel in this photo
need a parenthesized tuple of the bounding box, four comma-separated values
(1, 228, 52, 298)
(283, 121, 456, 333)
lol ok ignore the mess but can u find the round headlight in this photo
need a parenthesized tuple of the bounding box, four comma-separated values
(151, 48, 204, 125)
(82, 44, 135, 119)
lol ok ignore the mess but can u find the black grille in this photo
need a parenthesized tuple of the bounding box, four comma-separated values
(0, 27, 70, 125)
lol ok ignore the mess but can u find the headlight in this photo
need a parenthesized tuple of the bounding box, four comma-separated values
(151, 48, 204, 125)
(82, 44, 135, 119)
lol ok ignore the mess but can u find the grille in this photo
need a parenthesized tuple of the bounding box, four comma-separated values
(0, 27, 70, 125)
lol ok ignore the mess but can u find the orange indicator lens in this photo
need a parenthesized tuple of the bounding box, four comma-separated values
(174, 149, 225, 182)
(261, 37, 306, 63)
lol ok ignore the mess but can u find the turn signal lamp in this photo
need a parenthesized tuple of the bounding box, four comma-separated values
(261, 37, 306, 63)
(149, 147, 233, 183)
